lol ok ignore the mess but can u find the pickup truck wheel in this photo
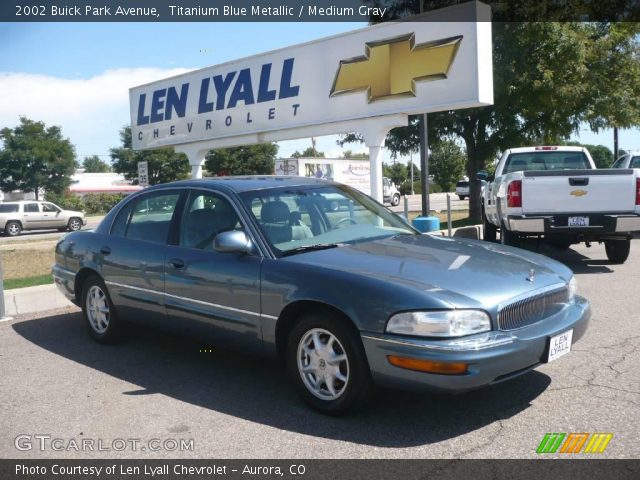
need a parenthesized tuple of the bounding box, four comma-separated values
(483, 210, 497, 242)
(81, 275, 123, 344)
(68, 217, 82, 231)
(605, 239, 630, 264)
(4, 221, 21, 237)
(286, 312, 373, 415)
(391, 194, 400, 207)
(458, 195, 465, 200)
(500, 222, 519, 247)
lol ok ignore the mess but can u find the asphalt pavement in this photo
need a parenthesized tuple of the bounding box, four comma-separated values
(1, 241, 638, 459)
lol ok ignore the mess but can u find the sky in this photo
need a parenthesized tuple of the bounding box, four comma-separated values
(1, 22, 639, 168)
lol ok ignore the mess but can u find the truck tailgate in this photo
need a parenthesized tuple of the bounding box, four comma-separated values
(521, 169, 636, 213)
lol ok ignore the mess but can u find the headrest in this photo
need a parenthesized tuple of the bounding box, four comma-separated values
(261, 201, 290, 223)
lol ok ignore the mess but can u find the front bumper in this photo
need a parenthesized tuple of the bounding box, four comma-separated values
(361, 295, 590, 394)
(507, 213, 640, 235)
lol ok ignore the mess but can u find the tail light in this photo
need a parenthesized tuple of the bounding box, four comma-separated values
(636, 178, 640, 206)
(507, 180, 522, 208)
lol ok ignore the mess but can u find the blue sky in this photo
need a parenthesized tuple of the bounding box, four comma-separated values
(1, 22, 638, 165)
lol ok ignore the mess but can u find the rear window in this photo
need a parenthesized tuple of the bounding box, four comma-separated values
(0, 204, 19, 213)
(456, 181, 469, 188)
(503, 152, 590, 174)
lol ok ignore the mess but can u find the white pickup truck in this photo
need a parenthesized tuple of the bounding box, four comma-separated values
(479, 146, 640, 263)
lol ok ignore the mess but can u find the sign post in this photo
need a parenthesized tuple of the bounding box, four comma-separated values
(137, 161, 149, 187)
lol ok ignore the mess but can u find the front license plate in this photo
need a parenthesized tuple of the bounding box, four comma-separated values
(547, 329, 573, 363)
(568, 216, 589, 227)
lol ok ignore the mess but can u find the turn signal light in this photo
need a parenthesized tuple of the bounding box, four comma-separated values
(507, 180, 522, 208)
(387, 355, 468, 375)
(636, 178, 640, 206)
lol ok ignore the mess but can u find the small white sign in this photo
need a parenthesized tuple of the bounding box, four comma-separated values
(547, 329, 573, 363)
(137, 161, 149, 187)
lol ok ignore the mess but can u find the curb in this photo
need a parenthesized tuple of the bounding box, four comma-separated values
(3, 283, 75, 317)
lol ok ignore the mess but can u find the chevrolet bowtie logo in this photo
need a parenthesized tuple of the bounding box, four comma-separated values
(330, 34, 463, 102)
(570, 190, 588, 197)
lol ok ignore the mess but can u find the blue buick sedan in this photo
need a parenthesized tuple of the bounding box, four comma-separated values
(53, 177, 590, 414)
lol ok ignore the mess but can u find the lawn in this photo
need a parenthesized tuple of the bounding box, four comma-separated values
(0, 241, 56, 289)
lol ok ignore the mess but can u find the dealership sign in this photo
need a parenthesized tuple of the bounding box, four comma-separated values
(130, 5, 492, 151)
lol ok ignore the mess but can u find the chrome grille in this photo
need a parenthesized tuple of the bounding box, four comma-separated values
(497, 286, 570, 331)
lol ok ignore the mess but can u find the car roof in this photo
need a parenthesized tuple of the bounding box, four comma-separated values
(146, 176, 338, 193)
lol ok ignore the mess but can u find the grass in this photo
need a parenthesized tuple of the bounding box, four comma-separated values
(0, 242, 56, 280)
(3, 274, 53, 290)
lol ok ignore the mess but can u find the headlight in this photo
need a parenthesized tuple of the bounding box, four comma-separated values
(568, 276, 577, 302)
(387, 310, 491, 338)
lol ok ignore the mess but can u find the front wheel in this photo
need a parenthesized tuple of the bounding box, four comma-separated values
(81, 275, 123, 344)
(286, 313, 373, 415)
(605, 239, 630, 264)
(391, 194, 400, 207)
(68, 217, 82, 231)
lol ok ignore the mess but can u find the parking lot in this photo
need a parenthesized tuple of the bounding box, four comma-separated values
(1, 240, 638, 459)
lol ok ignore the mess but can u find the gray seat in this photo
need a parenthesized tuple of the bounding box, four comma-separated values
(183, 208, 219, 249)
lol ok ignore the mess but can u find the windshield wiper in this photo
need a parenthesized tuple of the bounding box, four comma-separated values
(280, 243, 343, 257)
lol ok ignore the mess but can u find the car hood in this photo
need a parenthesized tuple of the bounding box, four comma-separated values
(284, 234, 571, 308)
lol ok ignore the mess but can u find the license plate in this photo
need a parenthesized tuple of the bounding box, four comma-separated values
(568, 216, 589, 227)
(547, 329, 573, 363)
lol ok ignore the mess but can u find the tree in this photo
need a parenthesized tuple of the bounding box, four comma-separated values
(205, 143, 278, 176)
(291, 146, 324, 158)
(341, 150, 369, 159)
(110, 126, 190, 185)
(430, 140, 466, 192)
(351, 4, 640, 220)
(564, 142, 613, 168)
(383, 162, 408, 186)
(0, 117, 76, 200)
(82, 155, 111, 173)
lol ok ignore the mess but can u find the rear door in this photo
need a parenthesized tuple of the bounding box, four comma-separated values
(163, 189, 263, 353)
(22, 202, 45, 229)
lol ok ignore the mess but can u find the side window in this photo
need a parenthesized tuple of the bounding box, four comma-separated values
(42, 203, 59, 213)
(630, 157, 640, 168)
(180, 191, 241, 250)
(611, 157, 625, 168)
(123, 192, 180, 243)
(110, 201, 134, 237)
(24, 203, 40, 213)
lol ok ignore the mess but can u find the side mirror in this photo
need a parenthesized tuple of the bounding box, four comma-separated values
(476, 170, 489, 181)
(214, 231, 252, 254)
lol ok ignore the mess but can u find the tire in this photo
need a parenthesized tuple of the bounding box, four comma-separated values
(500, 222, 519, 247)
(286, 312, 373, 415)
(483, 209, 497, 242)
(391, 194, 400, 207)
(458, 195, 466, 201)
(605, 239, 630, 264)
(81, 275, 123, 344)
(4, 221, 21, 237)
(68, 217, 82, 232)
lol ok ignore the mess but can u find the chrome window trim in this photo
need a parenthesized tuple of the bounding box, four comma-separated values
(104, 280, 277, 320)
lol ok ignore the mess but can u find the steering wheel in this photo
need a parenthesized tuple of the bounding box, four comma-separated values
(334, 217, 357, 228)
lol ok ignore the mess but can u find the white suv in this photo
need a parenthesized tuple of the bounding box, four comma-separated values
(0, 201, 86, 236)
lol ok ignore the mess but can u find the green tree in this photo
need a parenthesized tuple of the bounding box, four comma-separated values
(291, 146, 324, 158)
(564, 142, 613, 168)
(110, 126, 190, 185)
(430, 140, 466, 192)
(0, 117, 76, 200)
(341, 150, 369, 159)
(204, 143, 278, 176)
(82, 155, 111, 173)
(383, 162, 408, 186)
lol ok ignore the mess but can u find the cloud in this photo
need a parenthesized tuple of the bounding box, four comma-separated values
(0, 67, 192, 160)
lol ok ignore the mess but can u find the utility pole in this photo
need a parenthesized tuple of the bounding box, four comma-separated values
(418, 0, 430, 216)
(613, 127, 619, 161)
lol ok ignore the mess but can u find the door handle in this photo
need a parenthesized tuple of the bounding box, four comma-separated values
(569, 177, 589, 186)
(168, 258, 185, 269)
(99, 246, 111, 255)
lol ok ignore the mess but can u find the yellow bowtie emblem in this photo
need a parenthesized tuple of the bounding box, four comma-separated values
(570, 190, 588, 197)
(330, 34, 463, 103)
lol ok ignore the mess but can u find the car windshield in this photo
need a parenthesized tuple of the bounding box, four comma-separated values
(503, 151, 590, 173)
(240, 185, 416, 255)
(0, 204, 19, 213)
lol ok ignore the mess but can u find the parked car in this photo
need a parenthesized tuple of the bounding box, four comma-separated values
(455, 179, 470, 200)
(611, 152, 640, 169)
(53, 177, 590, 415)
(479, 146, 640, 263)
(0, 201, 86, 236)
